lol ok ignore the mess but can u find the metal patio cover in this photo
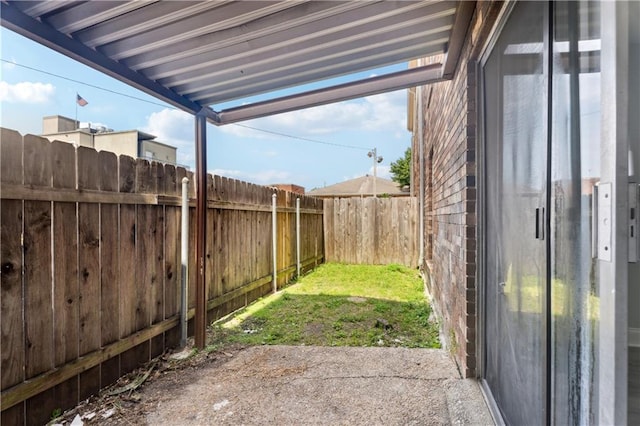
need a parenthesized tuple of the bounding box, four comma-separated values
(1, 0, 473, 125)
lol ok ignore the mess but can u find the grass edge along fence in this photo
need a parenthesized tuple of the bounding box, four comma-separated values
(0, 128, 324, 425)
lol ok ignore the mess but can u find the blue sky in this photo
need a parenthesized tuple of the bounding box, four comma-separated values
(0, 28, 411, 191)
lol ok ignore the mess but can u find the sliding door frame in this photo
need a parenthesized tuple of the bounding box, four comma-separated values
(476, 4, 513, 425)
(598, 1, 629, 424)
(477, 1, 630, 424)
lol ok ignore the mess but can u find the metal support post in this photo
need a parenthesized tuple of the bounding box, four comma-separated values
(272, 193, 278, 292)
(418, 84, 425, 268)
(180, 176, 189, 347)
(194, 111, 207, 349)
(296, 197, 301, 277)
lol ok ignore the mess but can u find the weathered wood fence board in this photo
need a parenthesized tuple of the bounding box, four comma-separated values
(323, 197, 418, 267)
(51, 140, 79, 418)
(0, 129, 324, 425)
(1, 129, 25, 425)
(99, 150, 120, 388)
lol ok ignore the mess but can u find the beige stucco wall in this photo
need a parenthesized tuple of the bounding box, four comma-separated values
(40, 121, 178, 163)
(43, 131, 93, 148)
(140, 140, 177, 164)
(42, 115, 78, 134)
(93, 131, 138, 158)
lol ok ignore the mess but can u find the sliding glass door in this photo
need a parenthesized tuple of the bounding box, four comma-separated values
(481, 1, 630, 424)
(483, 2, 548, 424)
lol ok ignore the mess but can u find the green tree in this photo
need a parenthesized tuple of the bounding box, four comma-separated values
(390, 147, 411, 187)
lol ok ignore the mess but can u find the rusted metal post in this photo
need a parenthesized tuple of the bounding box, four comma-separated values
(194, 111, 207, 349)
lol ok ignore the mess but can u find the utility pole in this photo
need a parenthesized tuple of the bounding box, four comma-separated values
(367, 148, 383, 197)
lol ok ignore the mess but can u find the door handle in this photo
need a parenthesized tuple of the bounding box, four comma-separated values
(629, 183, 639, 262)
(535, 207, 545, 240)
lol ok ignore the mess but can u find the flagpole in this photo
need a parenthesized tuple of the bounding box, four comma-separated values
(75, 93, 78, 129)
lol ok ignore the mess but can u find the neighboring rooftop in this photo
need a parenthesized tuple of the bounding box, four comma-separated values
(308, 175, 407, 198)
(40, 115, 178, 165)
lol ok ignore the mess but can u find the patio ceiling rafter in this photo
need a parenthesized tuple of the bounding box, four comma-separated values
(1, 0, 477, 349)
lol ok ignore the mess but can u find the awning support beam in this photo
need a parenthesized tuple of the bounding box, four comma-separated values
(216, 64, 444, 124)
(442, 1, 475, 78)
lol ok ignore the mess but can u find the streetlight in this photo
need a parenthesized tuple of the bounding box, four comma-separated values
(367, 148, 383, 197)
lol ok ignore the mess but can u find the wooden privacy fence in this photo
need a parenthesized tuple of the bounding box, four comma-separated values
(0, 128, 323, 425)
(323, 197, 418, 267)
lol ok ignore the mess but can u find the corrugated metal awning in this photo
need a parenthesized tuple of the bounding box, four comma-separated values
(1, 0, 474, 124)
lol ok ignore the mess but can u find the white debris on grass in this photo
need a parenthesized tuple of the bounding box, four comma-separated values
(170, 348, 193, 361)
(102, 408, 115, 419)
(70, 414, 84, 426)
(82, 412, 96, 420)
(213, 399, 230, 411)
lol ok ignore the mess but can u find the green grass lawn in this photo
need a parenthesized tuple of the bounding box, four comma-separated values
(212, 263, 441, 349)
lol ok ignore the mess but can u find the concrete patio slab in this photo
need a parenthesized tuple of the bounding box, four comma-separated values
(146, 346, 494, 425)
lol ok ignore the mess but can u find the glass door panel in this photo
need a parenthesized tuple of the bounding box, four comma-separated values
(550, 2, 601, 424)
(483, 2, 548, 424)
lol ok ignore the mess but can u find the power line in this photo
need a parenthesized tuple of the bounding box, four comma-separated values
(2, 58, 372, 151)
(1, 58, 171, 108)
(233, 123, 370, 151)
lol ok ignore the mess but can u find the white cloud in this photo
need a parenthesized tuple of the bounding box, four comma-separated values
(142, 108, 194, 167)
(0, 81, 55, 104)
(362, 91, 407, 131)
(369, 164, 391, 179)
(219, 89, 407, 139)
(210, 168, 292, 185)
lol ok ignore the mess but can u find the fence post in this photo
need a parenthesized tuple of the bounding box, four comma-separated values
(296, 197, 301, 277)
(272, 192, 277, 293)
(180, 176, 189, 347)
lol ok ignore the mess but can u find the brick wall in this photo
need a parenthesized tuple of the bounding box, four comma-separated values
(413, 1, 501, 378)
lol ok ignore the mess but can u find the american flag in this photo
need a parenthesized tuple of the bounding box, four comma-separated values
(76, 94, 88, 107)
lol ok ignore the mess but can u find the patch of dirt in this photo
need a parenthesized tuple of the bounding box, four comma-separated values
(52, 341, 246, 425)
(347, 296, 367, 303)
(303, 322, 325, 338)
(239, 316, 266, 330)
